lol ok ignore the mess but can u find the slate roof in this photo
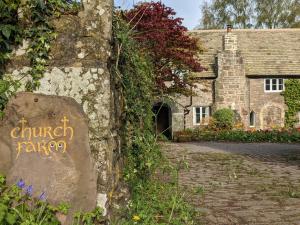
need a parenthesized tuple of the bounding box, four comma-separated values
(189, 28, 300, 78)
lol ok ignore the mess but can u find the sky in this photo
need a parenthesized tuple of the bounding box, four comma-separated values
(114, 0, 203, 30)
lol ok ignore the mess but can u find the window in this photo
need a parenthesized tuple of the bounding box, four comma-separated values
(249, 111, 255, 127)
(264, 78, 284, 92)
(193, 106, 210, 125)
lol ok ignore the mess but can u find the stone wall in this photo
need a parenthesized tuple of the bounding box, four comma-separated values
(215, 33, 249, 126)
(249, 79, 285, 129)
(170, 80, 214, 131)
(5, 0, 121, 215)
(186, 81, 214, 129)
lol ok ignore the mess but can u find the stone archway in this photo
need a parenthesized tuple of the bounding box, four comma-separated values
(153, 102, 172, 139)
(260, 103, 285, 129)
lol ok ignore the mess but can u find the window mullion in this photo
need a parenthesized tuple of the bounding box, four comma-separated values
(193, 107, 197, 125)
(200, 107, 202, 124)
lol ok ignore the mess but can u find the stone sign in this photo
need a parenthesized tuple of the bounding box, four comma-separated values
(0, 92, 97, 223)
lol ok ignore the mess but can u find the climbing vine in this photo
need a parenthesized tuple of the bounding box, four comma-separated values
(112, 13, 196, 224)
(282, 79, 300, 127)
(112, 13, 161, 184)
(0, 0, 22, 116)
(23, 0, 79, 91)
(0, 0, 21, 75)
(0, 0, 79, 115)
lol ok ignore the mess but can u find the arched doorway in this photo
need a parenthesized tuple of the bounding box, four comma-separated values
(153, 103, 172, 139)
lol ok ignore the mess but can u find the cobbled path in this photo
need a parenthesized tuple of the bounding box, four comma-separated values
(162, 142, 300, 225)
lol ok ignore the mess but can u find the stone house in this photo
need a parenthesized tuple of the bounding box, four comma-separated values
(154, 28, 300, 136)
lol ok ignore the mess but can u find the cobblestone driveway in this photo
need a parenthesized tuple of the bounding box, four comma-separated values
(162, 142, 300, 225)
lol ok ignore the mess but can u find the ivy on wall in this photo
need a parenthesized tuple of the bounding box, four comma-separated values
(112, 13, 196, 224)
(0, 0, 22, 116)
(111, 13, 198, 224)
(0, 0, 21, 75)
(23, 0, 79, 91)
(0, 0, 79, 116)
(112, 13, 161, 184)
(282, 79, 300, 128)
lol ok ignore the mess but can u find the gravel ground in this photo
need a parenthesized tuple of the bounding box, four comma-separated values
(162, 142, 300, 225)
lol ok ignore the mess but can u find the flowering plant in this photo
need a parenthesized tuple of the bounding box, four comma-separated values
(0, 175, 105, 225)
(0, 175, 67, 225)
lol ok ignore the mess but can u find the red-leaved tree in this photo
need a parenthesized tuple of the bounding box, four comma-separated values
(123, 2, 205, 95)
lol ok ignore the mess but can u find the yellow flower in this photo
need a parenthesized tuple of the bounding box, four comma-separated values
(132, 215, 141, 221)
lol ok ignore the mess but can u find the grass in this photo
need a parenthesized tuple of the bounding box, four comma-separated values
(194, 186, 205, 196)
(113, 159, 198, 225)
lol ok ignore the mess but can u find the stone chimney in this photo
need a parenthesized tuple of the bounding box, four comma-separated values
(223, 25, 238, 51)
(215, 24, 249, 127)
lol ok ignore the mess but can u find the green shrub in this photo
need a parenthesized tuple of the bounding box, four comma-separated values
(190, 128, 300, 143)
(212, 108, 235, 129)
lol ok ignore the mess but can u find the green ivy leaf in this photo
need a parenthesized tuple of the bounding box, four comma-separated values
(0, 175, 5, 185)
(1, 26, 11, 39)
(0, 80, 9, 93)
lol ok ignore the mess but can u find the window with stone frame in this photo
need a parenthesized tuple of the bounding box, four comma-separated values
(264, 78, 284, 92)
(193, 106, 210, 125)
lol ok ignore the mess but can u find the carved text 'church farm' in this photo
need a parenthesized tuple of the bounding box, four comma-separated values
(10, 116, 74, 158)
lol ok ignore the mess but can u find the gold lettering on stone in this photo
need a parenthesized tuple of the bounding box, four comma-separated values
(10, 127, 20, 138)
(11, 116, 74, 158)
(32, 127, 43, 138)
(53, 126, 63, 137)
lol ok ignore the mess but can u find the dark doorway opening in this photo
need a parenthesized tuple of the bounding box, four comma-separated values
(153, 103, 172, 139)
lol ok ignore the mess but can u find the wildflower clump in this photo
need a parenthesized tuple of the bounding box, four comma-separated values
(0, 175, 107, 224)
(0, 175, 67, 224)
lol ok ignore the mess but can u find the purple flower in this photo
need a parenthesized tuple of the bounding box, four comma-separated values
(25, 185, 33, 196)
(17, 179, 25, 189)
(39, 192, 46, 201)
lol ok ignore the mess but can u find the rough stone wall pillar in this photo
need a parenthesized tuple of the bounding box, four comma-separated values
(6, 0, 121, 216)
(78, 0, 119, 212)
(215, 32, 249, 126)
